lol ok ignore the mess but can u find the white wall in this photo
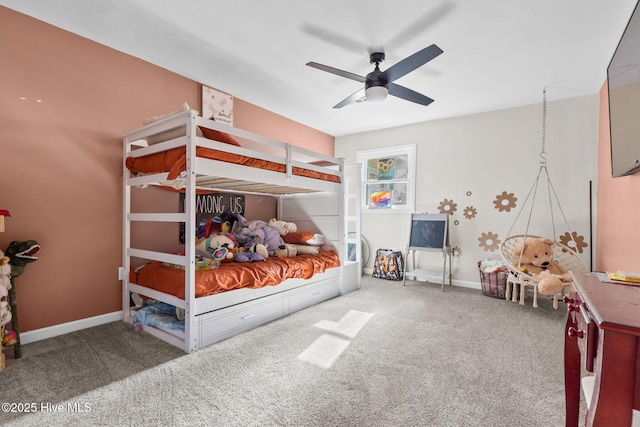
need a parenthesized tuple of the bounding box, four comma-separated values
(336, 95, 599, 286)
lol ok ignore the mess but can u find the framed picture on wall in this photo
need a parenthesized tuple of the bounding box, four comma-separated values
(202, 85, 233, 125)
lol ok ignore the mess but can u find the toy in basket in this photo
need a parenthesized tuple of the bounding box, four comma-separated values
(477, 260, 509, 299)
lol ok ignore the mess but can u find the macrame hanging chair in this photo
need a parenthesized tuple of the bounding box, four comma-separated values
(500, 89, 588, 309)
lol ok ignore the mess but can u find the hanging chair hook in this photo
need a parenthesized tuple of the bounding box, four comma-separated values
(539, 150, 548, 166)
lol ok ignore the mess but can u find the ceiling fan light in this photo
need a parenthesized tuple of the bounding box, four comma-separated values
(365, 86, 388, 102)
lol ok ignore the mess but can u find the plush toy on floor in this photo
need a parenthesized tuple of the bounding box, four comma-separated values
(0, 300, 12, 370)
(0, 250, 11, 301)
(512, 237, 569, 296)
(5, 239, 41, 359)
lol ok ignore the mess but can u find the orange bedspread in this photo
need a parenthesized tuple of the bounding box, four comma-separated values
(125, 147, 341, 183)
(130, 250, 340, 299)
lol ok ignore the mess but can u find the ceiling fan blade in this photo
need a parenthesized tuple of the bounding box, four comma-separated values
(301, 23, 369, 54)
(386, 2, 454, 49)
(384, 44, 443, 83)
(306, 62, 366, 83)
(333, 88, 366, 109)
(388, 83, 434, 106)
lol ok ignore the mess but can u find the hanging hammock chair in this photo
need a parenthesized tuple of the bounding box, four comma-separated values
(500, 89, 588, 309)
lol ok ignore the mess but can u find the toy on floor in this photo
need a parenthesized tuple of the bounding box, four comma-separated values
(0, 250, 11, 301)
(5, 239, 41, 359)
(0, 300, 13, 370)
(2, 330, 16, 347)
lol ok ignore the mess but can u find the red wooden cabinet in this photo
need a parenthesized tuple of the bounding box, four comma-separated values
(564, 271, 640, 426)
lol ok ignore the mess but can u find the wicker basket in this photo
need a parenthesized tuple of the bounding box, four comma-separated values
(478, 261, 508, 299)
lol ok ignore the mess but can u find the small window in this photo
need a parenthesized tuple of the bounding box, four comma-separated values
(357, 144, 416, 212)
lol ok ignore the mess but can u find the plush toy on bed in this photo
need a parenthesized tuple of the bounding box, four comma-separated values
(268, 219, 297, 236)
(512, 237, 569, 295)
(274, 244, 297, 258)
(197, 213, 237, 239)
(196, 232, 237, 263)
(234, 245, 267, 263)
(231, 214, 284, 257)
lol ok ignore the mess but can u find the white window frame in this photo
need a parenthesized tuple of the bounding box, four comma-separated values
(356, 144, 416, 213)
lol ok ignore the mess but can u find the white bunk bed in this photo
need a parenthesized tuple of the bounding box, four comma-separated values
(122, 110, 360, 352)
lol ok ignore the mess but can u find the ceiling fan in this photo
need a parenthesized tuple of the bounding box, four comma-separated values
(306, 44, 443, 108)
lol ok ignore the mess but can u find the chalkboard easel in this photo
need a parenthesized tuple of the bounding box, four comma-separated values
(403, 213, 452, 291)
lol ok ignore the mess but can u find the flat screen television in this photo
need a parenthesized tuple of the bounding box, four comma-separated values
(608, 1, 640, 177)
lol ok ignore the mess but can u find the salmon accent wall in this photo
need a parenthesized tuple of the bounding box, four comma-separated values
(234, 100, 335, 155)
(0, 7, 334, 332)
(595, 82, 640, 272)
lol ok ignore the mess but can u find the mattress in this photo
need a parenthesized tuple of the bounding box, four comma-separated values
(125, 146, 341, 183)
(130, 250, 341, 299)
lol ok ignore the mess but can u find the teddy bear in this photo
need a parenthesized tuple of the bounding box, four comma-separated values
(268, 218, 297, 236)
(512, 237, 569, 295)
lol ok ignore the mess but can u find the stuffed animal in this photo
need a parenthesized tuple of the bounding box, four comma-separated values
(0, 301, 11, 328)
(0, 250, 11, 300)
(248, 244, 268, 260)
(197, 213, 237, 239)
(537, 270, 566, 296)
(231, 214, 283, 256)
(3, 330, 16, 347)
(5, 240, 40, 278)
(235, 250, 265, 263)
(274, 244, 297, 258)
(268, 219, 297, 236)
(196, 233, 237, 263)
(513, 237, 569, 295)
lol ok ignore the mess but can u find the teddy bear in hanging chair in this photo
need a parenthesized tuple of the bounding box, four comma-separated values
(501, 235, 586, 308)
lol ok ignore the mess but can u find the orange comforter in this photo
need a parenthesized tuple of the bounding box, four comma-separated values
(125, 147, 341, 183)
(130, 250, 340, 299)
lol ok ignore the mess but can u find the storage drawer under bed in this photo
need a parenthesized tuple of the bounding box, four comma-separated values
(286, 278, 340, 313)
(197, 292, 285, 347)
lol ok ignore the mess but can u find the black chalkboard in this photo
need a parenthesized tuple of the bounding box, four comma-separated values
(408, 214, 448, 251)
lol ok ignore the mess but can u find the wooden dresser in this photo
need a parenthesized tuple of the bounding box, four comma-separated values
(564, 270, 640, 426)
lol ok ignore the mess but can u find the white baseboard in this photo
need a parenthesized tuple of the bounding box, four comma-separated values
(20, 311, 123, 345)
(363, 268, 480, 290)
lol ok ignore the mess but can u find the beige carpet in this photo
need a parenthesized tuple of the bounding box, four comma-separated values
(1, 275, 577, 426)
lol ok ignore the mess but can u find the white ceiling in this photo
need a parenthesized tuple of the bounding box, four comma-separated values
(1, 0, 637, 136)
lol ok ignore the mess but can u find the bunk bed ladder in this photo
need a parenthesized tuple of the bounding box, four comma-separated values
(342, 163, 362, 293)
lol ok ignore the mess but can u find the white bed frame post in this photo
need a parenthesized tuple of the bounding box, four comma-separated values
(122, 137, 132, 325)
(342, 163, 362, 293)
(183, 112, 198, 352)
